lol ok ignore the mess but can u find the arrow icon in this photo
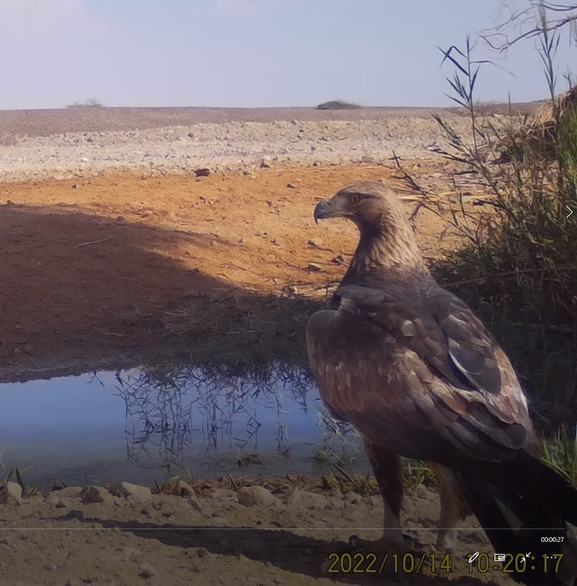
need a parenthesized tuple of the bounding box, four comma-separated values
(567, 205, 574, 219)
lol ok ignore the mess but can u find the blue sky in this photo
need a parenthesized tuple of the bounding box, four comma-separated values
(0, 0, 574, 110)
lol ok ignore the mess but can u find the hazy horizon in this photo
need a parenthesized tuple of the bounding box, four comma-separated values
(0, 0, 574, 111)
(0, 100, 548, 112)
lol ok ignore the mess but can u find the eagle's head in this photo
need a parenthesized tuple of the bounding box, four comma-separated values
(313, 181, 425, 272)
(314, 181, 409, 234)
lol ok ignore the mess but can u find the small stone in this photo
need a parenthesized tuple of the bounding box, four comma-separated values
(416, 484, 428, 499)
(57, 487, 83, 499)
(120, 482, 152, 502)
(208, 516, 229, 527)
(371, 495, 382, 508)
(51, 480, 68, 491)
(123, 547, 143, 560)
(300, 491, 328, 509)
(104, 482, 124, 497)
(274, 510, 300, 528)
(238, 486, 275, 507)
(194, 168, 211, 177)
(346, 493, 360, 505)
(64, 510, 84, 520)
(308, 263, 322, 272)
(176, 480, 195, 497)
(196, 548, 208, 559)
(273, 485, 298, 504)
(47, 493, 73, 508)
(286, 183, 296, 189)
(80, 486, 109, 504)
(0, 482, 22, 505)
(138, 563, 156, 579)
(260, 158, 271, 169)
(189, 497, 211, 516)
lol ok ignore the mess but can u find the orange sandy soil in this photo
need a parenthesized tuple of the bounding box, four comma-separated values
(0, 161, 463, 383)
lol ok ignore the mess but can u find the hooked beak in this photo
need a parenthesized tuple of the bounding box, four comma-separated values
(313, 199, 332, 225)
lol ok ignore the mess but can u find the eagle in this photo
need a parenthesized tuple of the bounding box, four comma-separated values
(306, 181, 577, 585)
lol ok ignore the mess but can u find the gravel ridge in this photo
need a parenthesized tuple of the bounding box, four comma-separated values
(0, 115, 477, 182)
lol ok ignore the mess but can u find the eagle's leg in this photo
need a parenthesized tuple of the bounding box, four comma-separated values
(428, 463, 472, 552)
(349, 439, 416, 554)
(365, 439, 403, 544)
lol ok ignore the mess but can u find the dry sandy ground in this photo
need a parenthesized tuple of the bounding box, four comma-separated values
(0, 477, 512, 586)
(0, 160, 474, 383)
(0, 108, 508, 586)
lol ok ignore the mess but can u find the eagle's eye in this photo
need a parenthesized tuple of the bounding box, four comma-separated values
(349, 193, 361, 205)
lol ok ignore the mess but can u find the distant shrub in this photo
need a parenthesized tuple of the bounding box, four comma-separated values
(316, 99, 361, 110)
(65, 99, 105, 109)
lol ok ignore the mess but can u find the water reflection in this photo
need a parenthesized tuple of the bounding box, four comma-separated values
(114, 364, 317, 472)
(0, 365, 361, 489)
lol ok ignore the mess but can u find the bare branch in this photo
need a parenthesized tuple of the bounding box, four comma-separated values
(482, 0, 577, 53)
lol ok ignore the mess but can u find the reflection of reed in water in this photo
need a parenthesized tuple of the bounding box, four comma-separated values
(115, 367, 193, 471)
(115, 365, 313, 472)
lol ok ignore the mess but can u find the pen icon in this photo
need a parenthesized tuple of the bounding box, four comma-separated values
(468, 552, 480, 564)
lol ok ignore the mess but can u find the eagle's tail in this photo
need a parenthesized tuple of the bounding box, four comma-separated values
(455, 453, 577, 585)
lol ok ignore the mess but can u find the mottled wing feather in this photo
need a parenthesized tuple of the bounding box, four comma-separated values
(306, 283, 530, 465)
(435, 294, 502, 394)
(336, 284, 504, 397)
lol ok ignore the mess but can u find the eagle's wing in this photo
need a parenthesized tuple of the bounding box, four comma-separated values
(306, 283, 530, 465)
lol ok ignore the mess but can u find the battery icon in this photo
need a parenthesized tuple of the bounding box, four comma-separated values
(494, 554, 506, 562)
